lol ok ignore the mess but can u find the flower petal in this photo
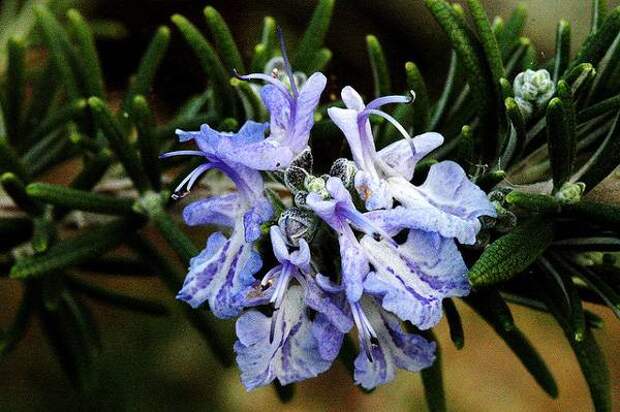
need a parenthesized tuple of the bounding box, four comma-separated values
(377, 132, 444, 180)
(182, 193, 241, 228)
(341, 86, 366, 111)
(354, 170, 393, 210)
(312, 313, 345, 362)
(361, 232, 467, 329)
(380, 161, 495, 244)
(234, 286, 332, 390)
(177, 224, 262, 318)
(290, 72, 327, 152)
(354, 299, 435, 390)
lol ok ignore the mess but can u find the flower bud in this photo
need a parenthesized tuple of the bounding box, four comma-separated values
(330, 158, 357, 189)
(304, 175, 329, 198)
(278, 207, 318, 246)
(513, 69, 554, 118)
(555, 182, 586, 205)
(284, 166, 309, 193)
(290, 147, 313, 172)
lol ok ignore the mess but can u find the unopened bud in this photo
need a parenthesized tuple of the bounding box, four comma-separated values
(555, 182, 586, 205)
(278, 207, 318, 246)
(330, 158, 357, 188)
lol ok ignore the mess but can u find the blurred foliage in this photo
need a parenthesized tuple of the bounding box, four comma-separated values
(0, 0, 619, 411)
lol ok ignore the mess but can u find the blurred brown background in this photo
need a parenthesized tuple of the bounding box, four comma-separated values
(1, 1, 620, 411)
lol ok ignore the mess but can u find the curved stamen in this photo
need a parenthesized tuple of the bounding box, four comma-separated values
(365, 108, 417, 163)
(336, 204, 396, 246)
(276, 26, 299, 98)
(351, 302, 379, 362)
(159, 150, 208, 159)
(365, 91, 415, 111)
(172, 163, 214, 199)
(233, 70, 293, 103)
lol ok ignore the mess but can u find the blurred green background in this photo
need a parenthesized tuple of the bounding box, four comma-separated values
(1, 1, 619, 411)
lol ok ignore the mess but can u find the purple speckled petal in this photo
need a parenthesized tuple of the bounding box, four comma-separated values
(377, 132, 444, 180)
(243, 199, 273, 243)
(339, 231, 369, 303)
(227, 139, 297, 171)
(311, 313, 345, 362)
(182, 193, 241, 228)
(176, 223, 262, 318)
(354, 299, 436, 390)
(261, 84, 291, 140)
(361, 230, 468, 329)
(234, 286, 332, 390)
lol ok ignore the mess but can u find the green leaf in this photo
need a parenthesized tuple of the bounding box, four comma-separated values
(425, 0, 498, 163)
(552, 237, 620, 252)
(0, 135, 28, 181)
(128, 237, 233, 366)
(123, 26, 170, 113)
(67, 277, 168, 316)
(88, 96, 149, 192)
(465, 290, 558, 398)
(21, 62, 59, 140)
(578, 93, 620, 122)
(536, 276, 611, 411)
(37, 292, 98, 392)
(499, 77, 513, 99)
(571, 6, 620, 70)
(469, 218, 554, 287)
(538, 255, 586, 342)
(563, 201, 620, 232)
(66, 9, 105, 99)
(32, 216, 55, 253)
(546, 95, 576, 192)
(553, 20, 571, 82)
(306, 47, 332, 73)
(292, 0, 335, 73)
(467, 0, 505, 83)
(131, 95, 161, 191)
(171, 14, 234, 117)
(588, 31, 620, 102)
(250, 16, 276, 72)
(0, 172, 42, 215)
(230, 77, 265, 121)
(138, 192, 198, 263)
(570, 262, 620, 319)
(27, 99, 87, 144)
(499, 3, 527, 58)
(576, 111, 620, 191)
(26, 182, 136, 216)
(34, 5, 80, 100)
(442, 298, 464, 349)
(366, 35, 391, 98)
(591, 0, 609, 33)
(505, 37, 530, 76)
(421, 332, 446, 412)
(10, 220, 133, 279)
(501, 97, 526, 168)
(430, 51, 458, 130)
(505, 191, 559, 214)
(4, 37, 25, 146)
(204, 6, 244, 73)
(405, 61, 430, 133)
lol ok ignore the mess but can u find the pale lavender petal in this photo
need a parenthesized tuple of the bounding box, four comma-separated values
(354, 170, 393, 211)
(182, 193, 241, 228)
(227, 139, 297, 170)
(261, 84, 290, 140)
(234, 286, 332, 390)
(232, 121, 269, 146)
(385, 161, 495, 244)
(290, 72, 327, 152)
(270, 225, 291, 263)
(242, 199, 273, 242)
(377, 132, 444, 180)
(327, 107, 374, 172)
(341, 86, 366, 111)
(289, 239, 311, 270)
